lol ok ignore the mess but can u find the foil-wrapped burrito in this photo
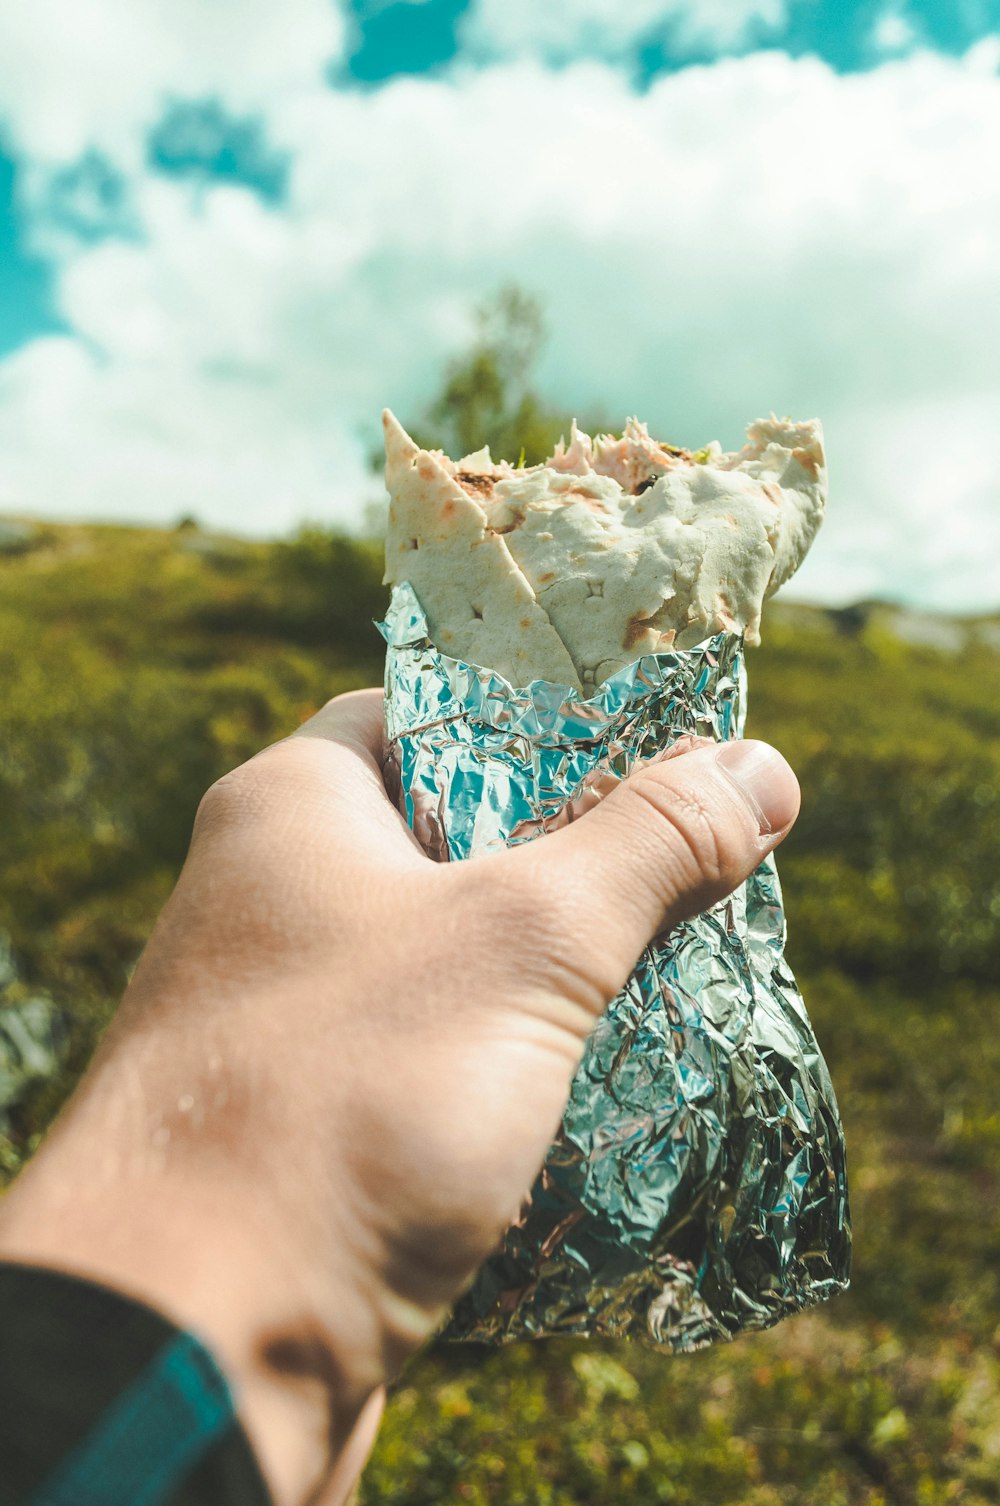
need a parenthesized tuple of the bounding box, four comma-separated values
(379, 412, 851, 1349)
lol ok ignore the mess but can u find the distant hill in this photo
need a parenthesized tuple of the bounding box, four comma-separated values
(769, 595, 1000, 654)
(5, 511, 996, 650)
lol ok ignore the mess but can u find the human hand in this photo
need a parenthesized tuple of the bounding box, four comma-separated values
(0, 688, 799, 1506)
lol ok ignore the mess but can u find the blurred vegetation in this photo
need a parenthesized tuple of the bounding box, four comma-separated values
(0, 520, 386, 1115)
(2, 293, 1000, 1502)
(400, 285, 608, 467)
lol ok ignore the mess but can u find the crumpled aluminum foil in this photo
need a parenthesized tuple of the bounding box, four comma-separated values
(380, 582, 850, 1350)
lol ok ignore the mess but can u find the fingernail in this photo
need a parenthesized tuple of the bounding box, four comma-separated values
(715, 740, 800, 835)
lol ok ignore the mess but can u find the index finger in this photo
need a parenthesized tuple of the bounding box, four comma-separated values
(292, 687, 388, 772)
(285, 685, 396, 818)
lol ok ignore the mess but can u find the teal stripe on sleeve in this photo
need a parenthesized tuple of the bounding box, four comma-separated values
(23, 1330, 237, 1506)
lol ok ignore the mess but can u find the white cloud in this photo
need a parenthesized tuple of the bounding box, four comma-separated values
(965, 34, 1000, 75)
(1, 42, 1000, 611)
(872, 9, 918, 55)
(457, 0, 787, 65)
(0, 329, 373, 533)
(787, 389, 1000, 609)
(0, 0, 346, 169)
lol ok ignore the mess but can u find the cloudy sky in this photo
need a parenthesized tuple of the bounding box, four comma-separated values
(1, 0, 998, 609)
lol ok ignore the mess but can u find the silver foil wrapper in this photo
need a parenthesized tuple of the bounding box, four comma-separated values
(381, 582, 850, 1350)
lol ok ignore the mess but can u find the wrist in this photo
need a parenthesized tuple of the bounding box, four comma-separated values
(0, 1027, 387, 1505)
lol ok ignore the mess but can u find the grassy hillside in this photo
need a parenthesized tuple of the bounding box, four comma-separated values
(2, 517, 999, 1504)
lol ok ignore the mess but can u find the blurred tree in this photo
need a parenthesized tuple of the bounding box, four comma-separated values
(403, 283, 603, 466)
(194, 527, 387, 664)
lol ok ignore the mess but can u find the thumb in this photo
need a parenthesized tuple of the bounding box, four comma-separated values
(508, 739, 800, 1007)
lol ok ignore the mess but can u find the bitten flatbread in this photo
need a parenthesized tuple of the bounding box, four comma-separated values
(383, 409, 826, 691)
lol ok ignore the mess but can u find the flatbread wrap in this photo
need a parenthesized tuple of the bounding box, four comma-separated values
(383, 409, 826, 689)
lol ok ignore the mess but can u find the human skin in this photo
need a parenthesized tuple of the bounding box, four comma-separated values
(0, 688, 800, 1506)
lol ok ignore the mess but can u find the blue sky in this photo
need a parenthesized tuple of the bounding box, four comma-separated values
(0, 0, 998, 609)
(343, 0, 1000, 84)
(0, 150, 63, 353)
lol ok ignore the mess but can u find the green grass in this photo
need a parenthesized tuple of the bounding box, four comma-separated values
(2, 518, 999, 1504)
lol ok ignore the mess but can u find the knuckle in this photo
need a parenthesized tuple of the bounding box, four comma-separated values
(622, 769, 733, 894)
(193, 769, 248, 834)
(192, 752, 283, 841)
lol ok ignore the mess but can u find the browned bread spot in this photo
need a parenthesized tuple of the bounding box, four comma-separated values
(455, 471, 495, 495)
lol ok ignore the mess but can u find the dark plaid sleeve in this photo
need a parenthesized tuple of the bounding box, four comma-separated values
(0, 1262, 273, 1506)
